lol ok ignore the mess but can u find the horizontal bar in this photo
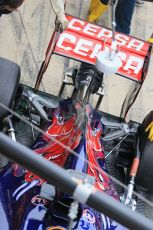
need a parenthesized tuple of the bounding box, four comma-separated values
(0, 132, 153, 230)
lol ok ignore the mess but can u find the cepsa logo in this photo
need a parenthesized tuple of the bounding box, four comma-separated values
(55, 15, 150, 81)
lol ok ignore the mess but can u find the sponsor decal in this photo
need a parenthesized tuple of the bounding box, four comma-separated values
(31, 194, 47, 206)
(83, 209, 95, 224)
(54, 15, 150, 82)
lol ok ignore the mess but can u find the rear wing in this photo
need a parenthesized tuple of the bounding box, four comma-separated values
(35, 15, 152, 90)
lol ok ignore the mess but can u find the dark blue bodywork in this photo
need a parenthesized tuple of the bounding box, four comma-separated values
(0, 100, 127, 229)
(0, 143, 127, 230)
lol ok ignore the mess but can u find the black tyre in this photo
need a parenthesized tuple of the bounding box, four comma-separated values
(135, 111, 153, 193)
(0, 57, 20, 119)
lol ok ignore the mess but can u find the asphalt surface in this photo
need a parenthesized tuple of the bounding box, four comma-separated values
(0, 0, 153, 222)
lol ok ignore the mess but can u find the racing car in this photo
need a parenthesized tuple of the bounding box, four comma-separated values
(0, 10, 153, 230)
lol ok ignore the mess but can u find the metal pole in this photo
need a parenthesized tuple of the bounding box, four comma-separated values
(0, 132, 153, 230)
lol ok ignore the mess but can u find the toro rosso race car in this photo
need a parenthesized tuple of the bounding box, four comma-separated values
(0, 12, 153, 230)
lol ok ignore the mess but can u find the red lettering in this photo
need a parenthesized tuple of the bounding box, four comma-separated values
(83, 24, 100, 37)
(127, 39, 144, 51)
(124, 56, 144, 74)
(57, 33, 76, 51)
(68, 18, 85, 31)
(115, 34, 129, 46)
(74, 38, 93, 56)
(55, 16, 150, 81)
(97, 28, 112, 39)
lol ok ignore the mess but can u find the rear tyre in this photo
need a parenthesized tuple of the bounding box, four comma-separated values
(0, 57, 20, 119)
(0, 57, 20, 168)
(135, 111, 153, 193)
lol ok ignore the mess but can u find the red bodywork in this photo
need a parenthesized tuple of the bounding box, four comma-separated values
(35, 15, 152, 90)
(25, 103, 118, 198)
(30, 15, 152, 196)
(54, 15, 151, 82)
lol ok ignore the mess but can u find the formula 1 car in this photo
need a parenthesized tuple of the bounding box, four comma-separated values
(0, 12, 153, 230)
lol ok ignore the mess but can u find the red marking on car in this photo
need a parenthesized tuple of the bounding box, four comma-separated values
(54, 15, 151, 82)
(31, 195, 47, 206)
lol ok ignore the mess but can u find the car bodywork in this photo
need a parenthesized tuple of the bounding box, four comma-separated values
(0, 15, 153, 230)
